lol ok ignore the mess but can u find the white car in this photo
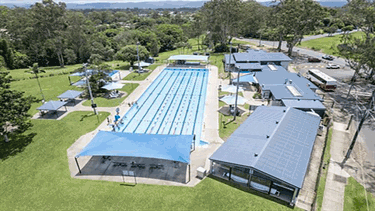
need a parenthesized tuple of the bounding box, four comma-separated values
(326, 63, 340, 69)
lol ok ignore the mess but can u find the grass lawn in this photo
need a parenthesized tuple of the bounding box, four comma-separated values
(344, 177, 375, 211)
(103, 60, 130, 70)
(82, 83, 139, 107)
(315, 127, 333, 211)
(123, 70, 154, 81)
(218, 100, 250, 140)
(0, 109, 299, 210)
(10, 74, 83, 115)
(4, 64, 82, 80)
(298, 31, 365, 56)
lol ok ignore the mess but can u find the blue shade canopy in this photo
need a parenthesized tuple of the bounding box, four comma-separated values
(57, 90, 84, 99)
(36, 100, 68, 111)
(73, 79, 87, 87)
(136, 61, 151, 67)
(234, 74, 258, 83)
(221, 85, 244, 93)
(168, 55, 209, 62)
(101, 82, 124, 90)
(220, 95, 247, 105)
(76, 131, 193, 163)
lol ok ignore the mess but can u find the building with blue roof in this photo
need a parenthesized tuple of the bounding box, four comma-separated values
(223, 49, 292, 71)
(209, 106, 321, 206)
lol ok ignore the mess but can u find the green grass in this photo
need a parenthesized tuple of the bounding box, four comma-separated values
(0, 110, 299, 210)
(4, 64, 82, 80)
(298, 31, 365, 56)
(344, 177, 375, 211)
(82, 83, 139, 107)
(103, 60, 130, 70)
(123, 70, 154, 81)
(316, 127, 333, 211)
(10, 74, 83, 115)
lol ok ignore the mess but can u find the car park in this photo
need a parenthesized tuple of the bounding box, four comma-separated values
(322, 55, 334, 60)
(326, 63, 340, 69)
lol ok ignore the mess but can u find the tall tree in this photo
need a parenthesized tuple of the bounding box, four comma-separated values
(115, 45, 149, 67)
(30, 63, 46, 102)
(201, 0, 242, 46)
(274, 0, 326, 56)
(0, 72, 33, 143)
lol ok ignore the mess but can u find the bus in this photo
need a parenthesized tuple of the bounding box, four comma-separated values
(307, 69, 337, 91)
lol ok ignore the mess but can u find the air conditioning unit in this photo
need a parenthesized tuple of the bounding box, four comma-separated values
(197, 167, 206, 179)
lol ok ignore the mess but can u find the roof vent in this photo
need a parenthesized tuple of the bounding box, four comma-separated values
(298, 99, 300, 101)
(284, 78, 288, 84)
(283, 110, 286, 112)
(254, 153, 258, 157)
(266, 135, 270, 138)
(289, 80, 292, 84)
(276, 121, 279, 124)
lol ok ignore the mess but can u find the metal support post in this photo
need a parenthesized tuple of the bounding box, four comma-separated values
(228, 42, 232, 84)
(346, 115, 354, 130)
(84, 63, 97, 115)
(233, 68, 241, 121)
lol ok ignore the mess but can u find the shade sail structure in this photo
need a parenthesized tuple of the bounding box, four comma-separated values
(101, 82, 124, 90)
(168, 55, 209, 62)
(135, 61, 151, 67)
(36, 100, 68, 111)
(73, 79, 87, 87)
(76, 131, 193, 163)
(220, 95, 247, 105)
(57, 90, 84, 99)
(70, 72, 85, 76)
(221, 85, 244, 93)
(234, 74, 258, 83)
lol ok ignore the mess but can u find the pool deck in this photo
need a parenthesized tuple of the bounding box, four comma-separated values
(66, 64, 223, 187)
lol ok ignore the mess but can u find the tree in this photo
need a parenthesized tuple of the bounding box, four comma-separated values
(201, 0, 242, 46)
(30, 63, 46, 102)
(0, 39, 14, 69)
(0, 72, 33, 143)
(274, 0, 326, 56)
(115, 45, 149, 67)
(64, 49, 76, 65)
(155, 24, 185, 52)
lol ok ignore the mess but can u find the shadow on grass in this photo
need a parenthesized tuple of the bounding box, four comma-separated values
(117, 65, 130, 70)
(207, 175, 295, 209)
(80, 113, 96, 121)
(120, 183, 137, 187)
(0, 133, 36, 160)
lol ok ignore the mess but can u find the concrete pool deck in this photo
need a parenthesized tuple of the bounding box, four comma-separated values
(67, 64, 223, 187)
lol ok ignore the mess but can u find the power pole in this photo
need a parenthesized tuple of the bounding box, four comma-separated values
(84, 63, 97, 115)
(228, 42, 232, 85)
(137, 41, 141, 75)
(233, 67, 241, 121)
(342, 89, 375, 166)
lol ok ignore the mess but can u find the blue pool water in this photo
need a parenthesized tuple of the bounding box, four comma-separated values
(116, 68, 209, 147)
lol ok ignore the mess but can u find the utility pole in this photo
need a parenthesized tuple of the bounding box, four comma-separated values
(137, 41, 141, 75)
(228, 41, 232, 85)
(342, 89, 375, 166)
(84, 63, 97, 115)
(233, 67, 241, 121)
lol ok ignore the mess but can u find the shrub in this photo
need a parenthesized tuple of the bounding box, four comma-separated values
(253, 93, 261, 99)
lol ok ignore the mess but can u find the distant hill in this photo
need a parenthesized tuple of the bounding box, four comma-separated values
(0, 1, 209, 9)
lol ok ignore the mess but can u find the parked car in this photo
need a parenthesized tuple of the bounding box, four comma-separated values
(322, 55, 334, 60)
(308, 57, 321, 62)
(326, 63, 340, 69)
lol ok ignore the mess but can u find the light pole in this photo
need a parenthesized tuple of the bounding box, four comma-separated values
(84, 63, 97, 115)
(228, 41, 233, 85)
(342, 89, 375, 166)
(136, 41, 141, 75)
(233, 66, 241, 121)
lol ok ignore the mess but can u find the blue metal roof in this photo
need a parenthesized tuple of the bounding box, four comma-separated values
(282, 99, 326, 109)
(76, 131, 193, 163)
(224, 54, 236, 65)
(233, 52, 292, 62)
(36, 100, 68, 111)
(210, 106, 321, 188)
(265, 84, 321, 101)
(235, 63, 263, 70)
(57, 90, 84, 99)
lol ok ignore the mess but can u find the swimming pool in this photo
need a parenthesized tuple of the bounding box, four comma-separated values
(116, 68, 209, 147)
